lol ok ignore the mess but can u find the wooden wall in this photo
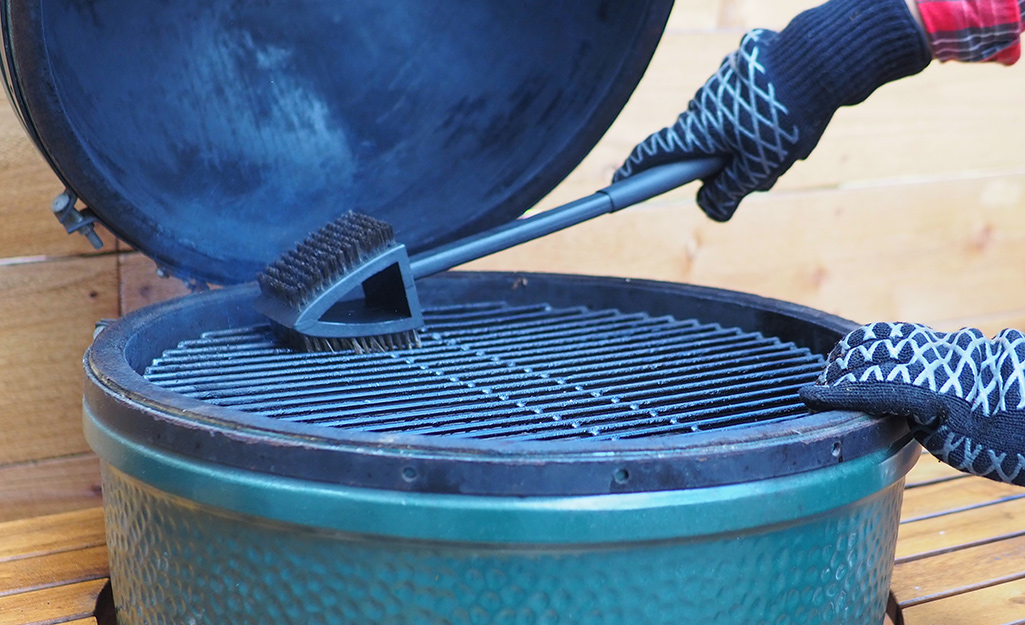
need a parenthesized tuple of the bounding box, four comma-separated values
(1, 0, 1023, 521)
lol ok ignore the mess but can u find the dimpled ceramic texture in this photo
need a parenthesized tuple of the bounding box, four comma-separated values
(101, 464, 904, 625)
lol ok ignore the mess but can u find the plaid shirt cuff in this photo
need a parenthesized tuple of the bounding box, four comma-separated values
(915, 0, 1024, 63)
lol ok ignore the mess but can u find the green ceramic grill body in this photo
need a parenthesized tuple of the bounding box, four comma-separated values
(87, 412, 915, 625)
(83, 276, 918, 625)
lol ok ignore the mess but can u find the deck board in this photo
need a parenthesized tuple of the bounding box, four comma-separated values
(896, 495, 1025, 561)
(0, 546, 108, 599)
(899, 473, 1025, 522)
(0, 506, 104, 563)
(897, 462, 1025, 624)
(901, 576, 1025, 624)
(903, 454, 971, 488)
(892, 533, 1025, 606)
(0, 471, 1023, 624)
(0, 579, 107, 625)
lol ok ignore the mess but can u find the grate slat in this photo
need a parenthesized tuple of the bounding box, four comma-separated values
(143, 301, 827, 440)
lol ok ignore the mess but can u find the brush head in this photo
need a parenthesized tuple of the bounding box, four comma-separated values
(258, 212, 392, 307)
(256, 212, 423, 353)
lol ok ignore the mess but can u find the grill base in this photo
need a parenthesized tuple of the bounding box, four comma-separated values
(100, 452, 910, 625)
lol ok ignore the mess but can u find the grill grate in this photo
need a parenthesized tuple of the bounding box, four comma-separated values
(144, 301, 826, 441)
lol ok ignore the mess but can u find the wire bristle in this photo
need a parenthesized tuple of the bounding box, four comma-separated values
(257, 212, 397, 309)
(277, 327, 422, 354)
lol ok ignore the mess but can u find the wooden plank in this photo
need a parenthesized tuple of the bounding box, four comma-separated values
(0, 507, 104, 563)
(547, 33, 1025, 206)
(717, 0, 821, 30)
(892, 534, 1025, 607)
(118, 251, 193, 315)
(900, 476, 1025, 522)
(0, 578, 106, 625)
(905, 454, 971, 488)
(0, 103, 115, 261)
(0, 255, 119, 466)
(901, 576, 1025, 625)
(933, 308, 1025, 341)
(897, 495, 1025, 561)
(466, 172, 1025, 331)
(666, 0, 720, 32)
(0, 545, 107, 598)
(0, 456, 102, 524)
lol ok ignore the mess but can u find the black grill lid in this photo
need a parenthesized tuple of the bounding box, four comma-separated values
(3, 0, 673, 285)
(84, 272, 910, 497)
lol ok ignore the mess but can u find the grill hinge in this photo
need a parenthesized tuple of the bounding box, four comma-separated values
(52, 189, 103, 249)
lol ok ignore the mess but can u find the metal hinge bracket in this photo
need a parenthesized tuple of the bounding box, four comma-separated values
(52, 189, 103, 249)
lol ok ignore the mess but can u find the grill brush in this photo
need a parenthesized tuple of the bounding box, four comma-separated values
(255, 157, 723, 352)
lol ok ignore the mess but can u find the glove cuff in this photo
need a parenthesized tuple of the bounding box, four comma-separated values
(767, 0, 932, 132)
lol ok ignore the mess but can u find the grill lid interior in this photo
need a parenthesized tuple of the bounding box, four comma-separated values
(5, 0, 673, 284)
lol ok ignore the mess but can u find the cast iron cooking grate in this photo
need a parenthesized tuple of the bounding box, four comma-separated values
(143, 301, 826, 441)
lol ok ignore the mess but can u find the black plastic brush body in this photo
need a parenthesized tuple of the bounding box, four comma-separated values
(256, 157, 723, 352)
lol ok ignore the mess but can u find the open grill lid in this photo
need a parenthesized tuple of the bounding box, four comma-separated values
(2, 0, 674, 285)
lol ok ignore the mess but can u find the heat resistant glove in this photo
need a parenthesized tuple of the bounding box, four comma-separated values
(613, 0, 931, 222)
(800, 322, 1025, 485)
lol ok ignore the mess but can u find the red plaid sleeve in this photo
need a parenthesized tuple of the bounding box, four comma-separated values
(915, 0, 1024, 63)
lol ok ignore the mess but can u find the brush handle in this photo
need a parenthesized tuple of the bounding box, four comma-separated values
(408, 157, 724, 279)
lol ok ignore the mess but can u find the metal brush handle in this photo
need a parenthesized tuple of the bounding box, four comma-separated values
(408, 157, 724, 278)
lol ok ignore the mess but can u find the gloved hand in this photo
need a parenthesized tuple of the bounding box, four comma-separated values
(800, 322, 1025, 486)
(614, 0, 931, 222)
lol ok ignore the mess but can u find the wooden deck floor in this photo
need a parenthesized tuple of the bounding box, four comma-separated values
(1, 452, 1023, 624)
(893, 453, 1025, 624)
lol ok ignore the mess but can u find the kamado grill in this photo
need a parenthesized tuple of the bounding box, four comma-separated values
(2, 1, 918, 624)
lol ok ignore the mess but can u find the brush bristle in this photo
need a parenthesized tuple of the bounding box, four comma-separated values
(277, 327, 422, 354)
(258, 212, 420, 354)
(257, 212, 397, 309)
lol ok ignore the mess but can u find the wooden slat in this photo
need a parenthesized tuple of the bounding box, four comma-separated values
(725, 0, 913, 31)
(0, 545, 107, 598)
(0, 456, 102, 524)
(118, 251, 193, 315)
(665, 0, 720, 32)
(901, 576, 1025, 625)
(0, 255, 119, 466)
(892, 534, 1025, 607)
(0, 508, 105, 564)
(0, 104, 115, 261)
(717, 0, 822, 30)
(542, 37, 1025, 205)
(933, 309, 1025, 342)
(897, 495, 1025, 561)
(900, 475, 1025, 522)
(905, 454, 970, 488)
(466, 172, 1025, 332)
(0, 578, 106, 625)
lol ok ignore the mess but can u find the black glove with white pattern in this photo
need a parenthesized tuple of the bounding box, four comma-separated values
(801, 322, 1025, 486)
(614, 0, 930, 221)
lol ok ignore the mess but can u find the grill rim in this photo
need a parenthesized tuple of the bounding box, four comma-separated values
(85, 272, 910, 496)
